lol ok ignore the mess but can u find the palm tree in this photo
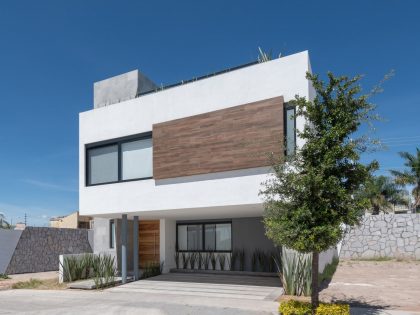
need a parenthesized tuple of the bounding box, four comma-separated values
(362, 175, 409, 215)
(390, 148, 420, 211)
(0, 212, 12, 229)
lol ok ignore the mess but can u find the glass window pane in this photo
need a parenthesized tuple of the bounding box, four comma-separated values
(204, 224, 216, 251)
(187, 225, 203, 251)
(110, 220, 115, 249)
(286, 108, 296, 155)
(177, 225, 188, 251)
(121, 138, 153, 180)
(216, 223, 231, 251)
(88, 145, 118, 185)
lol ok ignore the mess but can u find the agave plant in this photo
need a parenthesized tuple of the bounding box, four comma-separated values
(218, 254, 226, 271)
(189, 252, 197, 269)
(229, 250, 238, 271)
(197, 252, 203, 270)
(181, 252, 189, 269)
(203, 252, 211, 270)
(238, 249, 245, 271)
(275, 247, 312, 296)
(251, 250, 258, 272)
(174, 252, 180, 269)
(210, 252, 217, 270)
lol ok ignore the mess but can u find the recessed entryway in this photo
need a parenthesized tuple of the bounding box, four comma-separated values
(138, 220, 160, 268)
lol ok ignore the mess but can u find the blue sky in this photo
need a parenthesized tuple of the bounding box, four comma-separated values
(0, 0, 419, 226)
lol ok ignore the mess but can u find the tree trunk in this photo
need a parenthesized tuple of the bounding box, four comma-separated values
(311, 251, 319, 315)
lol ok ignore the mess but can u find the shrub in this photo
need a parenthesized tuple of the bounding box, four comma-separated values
(316, 303, 349, 315)
(279, 300, 350, 315)
(0, 273, 10, 280)
(141, 261, 164, 279)
(279, 300, 311, 315)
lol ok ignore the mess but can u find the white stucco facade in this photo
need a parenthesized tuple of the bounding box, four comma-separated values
(79, 51, 312, 219)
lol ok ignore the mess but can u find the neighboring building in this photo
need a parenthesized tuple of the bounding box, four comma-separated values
(79, 51, 314, 278)
(14, 222, 26, 230)
(50, 211, 93, 229)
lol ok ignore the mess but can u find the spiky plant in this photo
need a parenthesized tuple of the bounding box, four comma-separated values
(229, 250, 238, 271)
(174, 252, 180, 269)
(218, 254, 226, 271)
(251, 250, 258, 272)
(189, 252, 197, 269)
(181, 252, 189, 269)
(197, 252, 203, 270)
(238, 249, 245, 271)
(210, 252, 217, 270)
(203, 252, 211, 270)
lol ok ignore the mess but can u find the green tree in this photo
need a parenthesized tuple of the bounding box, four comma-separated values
(390, 148, 420, 211)
(0, 212, 12, 229)
(361, 175, 409, 214)
(260, 72, 378, 312)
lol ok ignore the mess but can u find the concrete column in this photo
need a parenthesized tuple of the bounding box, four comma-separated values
(121, 214, 127, 284)
(133, 216, 139, 280)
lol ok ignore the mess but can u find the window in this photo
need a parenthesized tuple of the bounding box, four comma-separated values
(121, 138, 153, 180)
(177, 222, 232, 252)
(87, 145, 118, 185)
(285, 106, 296, 155)
(109, 220, 115, 249)
(86, 133, 152, 186)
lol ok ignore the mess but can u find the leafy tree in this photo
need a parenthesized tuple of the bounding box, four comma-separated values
(361, 175, 409, 214)
(390, 148, 420, 211)
(0, 212, 12, 229)
(261, 72, 378, 312)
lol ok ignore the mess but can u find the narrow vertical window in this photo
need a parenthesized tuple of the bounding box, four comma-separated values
(110, 220, 115, 249)
(286, 107, 296, 155)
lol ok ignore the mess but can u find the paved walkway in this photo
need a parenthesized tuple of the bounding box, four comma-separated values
(109, 273, 283, 301)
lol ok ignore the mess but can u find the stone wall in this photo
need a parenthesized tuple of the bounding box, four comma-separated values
(340, 214, 420, 259)
(6, 227, 92, 274)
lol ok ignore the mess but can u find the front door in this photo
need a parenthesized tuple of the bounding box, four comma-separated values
(139, 220, 160, 268)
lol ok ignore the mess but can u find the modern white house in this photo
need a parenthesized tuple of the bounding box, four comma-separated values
(79, 50, 314, 282)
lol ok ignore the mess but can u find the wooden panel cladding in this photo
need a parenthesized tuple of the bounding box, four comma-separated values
(153, 96, 284, 180)
(139, 220, 160, 268)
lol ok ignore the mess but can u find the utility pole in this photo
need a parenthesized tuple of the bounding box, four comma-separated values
(24, 213, 27, 226)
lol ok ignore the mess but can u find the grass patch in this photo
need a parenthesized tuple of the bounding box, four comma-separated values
(12, 278, 66, 290)
(0, 273, 10, 280)
(353, 256, 393, 262)
(319, 257, 339, 284)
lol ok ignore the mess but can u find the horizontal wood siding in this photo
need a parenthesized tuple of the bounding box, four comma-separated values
(153, 96, 284, 180)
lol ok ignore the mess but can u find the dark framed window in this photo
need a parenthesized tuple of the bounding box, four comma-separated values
(284, 105, 296, 156)
(109, 220, 115, 249)
(176, 222, 232, 252)
(86, 132, 152, 186)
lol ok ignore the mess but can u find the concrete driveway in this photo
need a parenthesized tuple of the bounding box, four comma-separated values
(0, 273, 282, 315)
(110, 273, 283, 301)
